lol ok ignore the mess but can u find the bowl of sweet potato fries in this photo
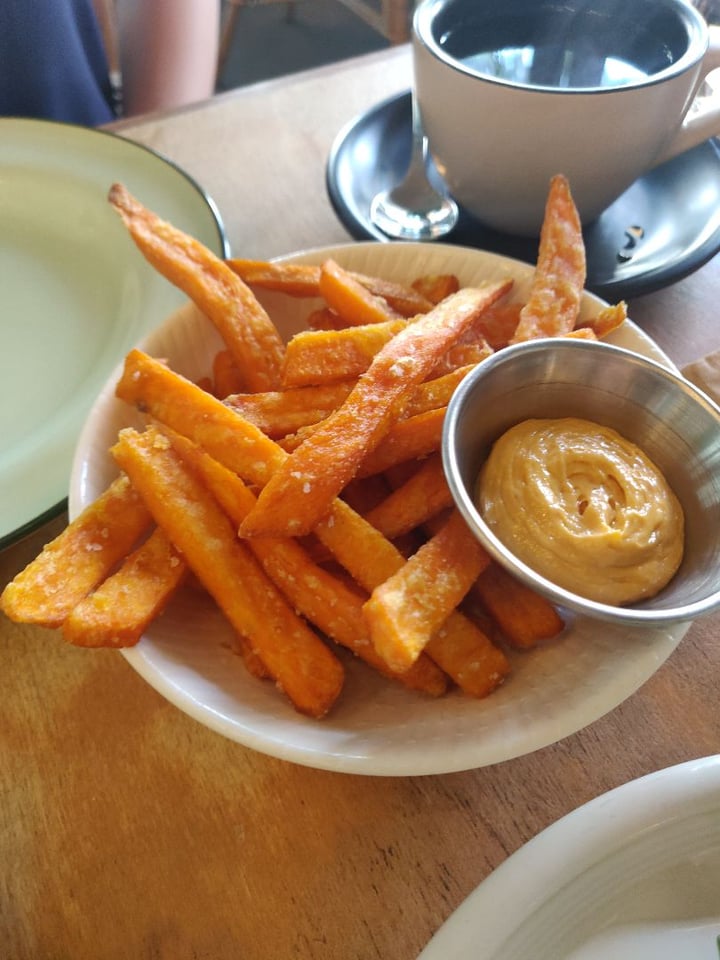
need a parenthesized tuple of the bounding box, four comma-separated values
(0, 175, 697, 774)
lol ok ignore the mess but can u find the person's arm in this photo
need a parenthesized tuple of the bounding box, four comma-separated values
(114, 0, 220, 116)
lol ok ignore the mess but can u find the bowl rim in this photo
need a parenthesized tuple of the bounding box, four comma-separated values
(442, 336, 720, 626)
(412, 0, 708, 96)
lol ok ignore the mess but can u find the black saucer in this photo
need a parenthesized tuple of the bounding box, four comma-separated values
(326, 91, 720, 301)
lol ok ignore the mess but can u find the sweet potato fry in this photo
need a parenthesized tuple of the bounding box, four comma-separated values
(1, 475, 152, 628)
(306, 307, 343, 331)
(564, 327, 598, 340)
(430, 339, 494, 379)
(404, 364, 476, 418)
(340, 474, 391, 515)
(362, 510, 491, 672)
(281, 318, 408, 387)
(314, 499, 405, 592)
(583, 301, 628, 338)
(315, 500, 509, 697)
(411, 273, 460, 304)
(273, 403, 446, 460)
(273, 423, 318, 453)
(232, 364, 472, 443)
(227, 634, 272, 680)
(425, 612, 510, 699)
(111, 427, 344, 718)
(195, 375, 214, 394)
(357, 407, 445, 478)
(226, 258, 433, 316)
(467, 300, 523, 350)
(225, 380, 354, 437)
(212, 349, 246, 398)
(281, 317, 490, 388)
(319, 259, 401, 326)
(108, 183, 285, 390)
(510, 174, 586, 343)
(470, 562, 565, 649)
(226, 259, 323, 297)
(242, 283, 511, 538)
(364, 454, 452, 539)
(116, 349, 286, 487)
(165, 427, 447, 696)
(61, 527, 186, 648)
(381, 459, 422, 490)
(351, 273, 433, 317)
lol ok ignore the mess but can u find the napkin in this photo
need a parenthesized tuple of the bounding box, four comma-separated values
(681, 351, 720, 406)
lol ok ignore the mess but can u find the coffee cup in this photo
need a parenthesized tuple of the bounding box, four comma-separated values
(413, 0, 720, 236)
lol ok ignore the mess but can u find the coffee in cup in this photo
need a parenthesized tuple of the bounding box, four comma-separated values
(413, 0, 720, 235)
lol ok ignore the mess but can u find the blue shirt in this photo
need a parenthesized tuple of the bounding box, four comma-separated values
(0, 0, 115, 125)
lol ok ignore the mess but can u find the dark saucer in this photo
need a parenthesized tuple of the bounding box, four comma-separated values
(326, 90, 720, 301)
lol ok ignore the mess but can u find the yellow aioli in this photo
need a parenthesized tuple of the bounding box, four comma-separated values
(476, 417, 684, 606)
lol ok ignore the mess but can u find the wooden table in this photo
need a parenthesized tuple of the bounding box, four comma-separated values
(2, 46, 719, 959)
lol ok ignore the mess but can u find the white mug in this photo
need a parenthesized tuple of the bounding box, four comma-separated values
(413, 0, 720, 236)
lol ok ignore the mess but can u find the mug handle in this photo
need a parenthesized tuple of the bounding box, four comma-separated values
(654, 24, 720, 165)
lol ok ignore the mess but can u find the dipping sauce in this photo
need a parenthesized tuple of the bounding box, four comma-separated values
(477, 417, 684, 605)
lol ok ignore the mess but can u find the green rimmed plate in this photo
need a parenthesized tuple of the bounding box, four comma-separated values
(0, 118, 228, 549)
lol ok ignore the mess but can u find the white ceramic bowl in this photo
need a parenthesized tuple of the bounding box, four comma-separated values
(71, 242, 693, 775)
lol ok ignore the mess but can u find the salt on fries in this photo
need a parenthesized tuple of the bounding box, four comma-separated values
(1, 174, 628, 718)
(108, 183, 285, 392)
(240, 282, 511, 539)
